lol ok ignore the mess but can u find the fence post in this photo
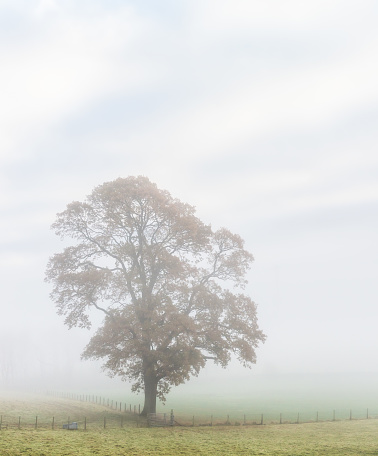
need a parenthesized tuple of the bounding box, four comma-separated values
(244, 414, 246, 425)
(0, 415, 2, 430)
(316, 411, 319, 422)
(35, 416, 38, 429)
(52, 417, 54, 430)
(104, 417, 106, 429)
(170, 410, 174, 426)
(261, 414, 264, 425)
(296, 413, 299, 424)
(280, 413, 282, 424)
(192, 416, 194, 427)
(18, 416, 21, 429)
(84, 417, 86, 431)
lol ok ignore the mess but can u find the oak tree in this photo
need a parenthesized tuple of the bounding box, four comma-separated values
(46, 176, 265, 415)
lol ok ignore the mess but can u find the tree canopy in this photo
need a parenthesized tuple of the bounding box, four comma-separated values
(46, 176, 266, 415)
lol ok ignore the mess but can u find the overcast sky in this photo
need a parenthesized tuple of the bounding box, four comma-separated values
(1, 0, 378, 391)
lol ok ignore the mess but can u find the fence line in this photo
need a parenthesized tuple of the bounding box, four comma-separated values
(0, 413, 142, 430)
(148, 411, 175, 427)
(1, 392, 378, 430)
(0, 390, 144, 430)
(169, 407, 378, 427)
(46, 390, 142, 415)
(0, 409, 377, 430)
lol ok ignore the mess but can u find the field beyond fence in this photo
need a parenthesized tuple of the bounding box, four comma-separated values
(1, 392, 377, 431)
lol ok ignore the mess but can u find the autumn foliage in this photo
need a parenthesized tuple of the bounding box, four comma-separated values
(46, 176, 265, 415)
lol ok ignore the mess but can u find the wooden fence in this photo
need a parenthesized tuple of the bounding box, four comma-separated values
(46, 391, 142, 415)
(1, 391, 377, 430)
(0, 390, 144, 430)
(170, 408, 378, 427)
(0, 413, 141, 430)
(147, 411, 175, 427)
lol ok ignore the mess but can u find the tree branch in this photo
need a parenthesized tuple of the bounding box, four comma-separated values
(91, 301, 114, 319)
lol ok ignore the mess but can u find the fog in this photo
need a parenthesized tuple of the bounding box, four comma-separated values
(1, 1, 378, 412)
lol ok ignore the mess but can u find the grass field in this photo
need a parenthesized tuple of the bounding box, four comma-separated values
(86, 372, 378, 424)
(1, 394, 378, 455)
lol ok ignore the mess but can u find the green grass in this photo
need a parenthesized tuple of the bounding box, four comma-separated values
(1, 420, 378, 455)
(1, 394, 378, 455)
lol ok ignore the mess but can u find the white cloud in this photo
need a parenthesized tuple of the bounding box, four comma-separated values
(100, 40, 378, 174)
(0, 4, 162, 164)
(34, 0, 59, 17)
(193, 0, 366, 34)
(0, 253, 36, 268)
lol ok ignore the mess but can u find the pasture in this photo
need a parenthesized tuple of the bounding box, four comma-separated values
(1, 394, 378, 455)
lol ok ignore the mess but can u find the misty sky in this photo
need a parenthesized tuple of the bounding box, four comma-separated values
(1, 0, 378, 390)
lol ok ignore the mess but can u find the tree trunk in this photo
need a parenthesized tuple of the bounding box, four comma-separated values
(140, 371, 158, 416)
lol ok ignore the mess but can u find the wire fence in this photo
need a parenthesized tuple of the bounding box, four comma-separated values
(0, 391, 144, 431)
(1, 391, 378, 430)
(169, 408, 378, 427)
(0, 413, 141, 430)
(47, 390, 143, 415)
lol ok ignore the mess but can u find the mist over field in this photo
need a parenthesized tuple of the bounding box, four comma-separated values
(1, 0, 378, 418)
